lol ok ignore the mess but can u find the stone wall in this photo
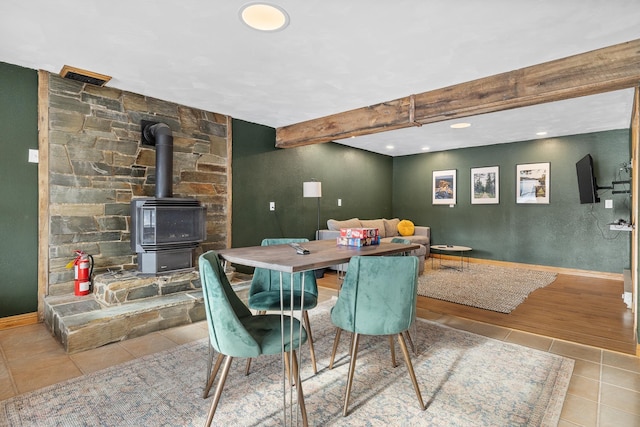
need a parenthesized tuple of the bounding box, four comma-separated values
(46, 73, 229, 295)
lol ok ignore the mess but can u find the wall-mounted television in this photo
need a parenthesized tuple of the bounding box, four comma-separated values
(576, 154, 600, 204)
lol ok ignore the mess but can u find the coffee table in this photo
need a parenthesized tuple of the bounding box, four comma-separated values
(430, 244, 472, 271)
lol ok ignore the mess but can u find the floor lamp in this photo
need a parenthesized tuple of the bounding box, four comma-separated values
(303, 181, 322, 239)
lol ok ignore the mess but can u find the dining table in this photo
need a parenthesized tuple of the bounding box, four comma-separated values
(215, 239, 421, 426)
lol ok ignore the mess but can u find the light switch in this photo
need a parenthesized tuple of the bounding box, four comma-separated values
(28, 149, 39, 163)
(605, 199, 613, 209)
(269, 202, 275, 211)
(338, 199, 342, 207)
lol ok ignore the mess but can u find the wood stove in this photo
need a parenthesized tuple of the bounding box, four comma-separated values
(131, 121, 206, 274)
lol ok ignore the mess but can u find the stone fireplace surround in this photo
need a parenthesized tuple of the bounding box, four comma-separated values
(40, 72, 230, 352)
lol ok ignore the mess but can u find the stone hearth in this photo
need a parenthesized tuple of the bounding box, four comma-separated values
(44, 270, 205, 354)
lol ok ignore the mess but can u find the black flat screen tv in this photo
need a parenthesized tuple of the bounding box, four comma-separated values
(576, 154, 600, 204)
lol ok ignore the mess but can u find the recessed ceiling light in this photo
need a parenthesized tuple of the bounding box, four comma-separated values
(386, 145, 395, 150)
(422, 147, 430, 151)
(239, 3, 289, 32)
(536, 131, 548, 136)
(450, 122, 471, 129)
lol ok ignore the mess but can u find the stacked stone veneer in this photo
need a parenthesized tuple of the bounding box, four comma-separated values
(42, 72, 230, 352)
(45, 72, 229, 296)
(44, 271, 204, 353)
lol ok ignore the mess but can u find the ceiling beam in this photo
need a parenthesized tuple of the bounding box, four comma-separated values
(276, 38, 640, 149)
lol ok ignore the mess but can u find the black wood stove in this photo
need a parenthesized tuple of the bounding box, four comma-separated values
(130, 122, 206, 274)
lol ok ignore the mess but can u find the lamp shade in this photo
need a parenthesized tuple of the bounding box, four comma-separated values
(303, 181, 322, 198)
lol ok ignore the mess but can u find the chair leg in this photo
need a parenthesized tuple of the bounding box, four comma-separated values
(205, 355, 234, 427)
(389, 335, 397, 368)
(203, 353, 225, 398)
(397, 333, 425, 411)
(403, 330, 416, 355)
(302, 310, 318, 374)
(329, 327, 342, 369)
(284, 351, 293, 385)
(289, 350, 309, 427)
(342, 332, 360, 417)
(244, 310, 266, 377)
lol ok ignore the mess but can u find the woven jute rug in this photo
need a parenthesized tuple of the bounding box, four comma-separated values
(418, 262, 558, 313)
(1, 299, 572, 426)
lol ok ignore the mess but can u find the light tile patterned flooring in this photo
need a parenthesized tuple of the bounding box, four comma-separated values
(1, 287, 639, 426)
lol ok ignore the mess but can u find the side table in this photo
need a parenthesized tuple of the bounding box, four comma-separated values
(430, 245, 472, 271)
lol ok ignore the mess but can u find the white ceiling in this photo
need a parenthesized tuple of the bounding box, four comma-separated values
(1, 0, 638, 156)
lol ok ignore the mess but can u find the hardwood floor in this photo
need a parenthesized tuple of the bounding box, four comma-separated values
(318, 269, 638, 355)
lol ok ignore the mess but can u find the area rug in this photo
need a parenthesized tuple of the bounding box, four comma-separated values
(0, 300, 573, 427)
(418, 263, 558, 313)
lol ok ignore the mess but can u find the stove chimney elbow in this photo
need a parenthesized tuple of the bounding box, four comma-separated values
(144, 122, 172, 140)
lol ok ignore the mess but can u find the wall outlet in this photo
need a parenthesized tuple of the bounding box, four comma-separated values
(269, 202, 275, 211)
(605, 199, 613, 209)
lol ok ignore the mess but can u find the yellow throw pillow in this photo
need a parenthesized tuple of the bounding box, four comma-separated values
(397, 219, 415, 236)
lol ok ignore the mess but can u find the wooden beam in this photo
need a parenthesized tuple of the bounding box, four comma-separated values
(631, 85, 639, 337)
(276, 38, 640, 149)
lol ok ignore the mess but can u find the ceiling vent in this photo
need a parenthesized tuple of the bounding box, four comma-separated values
(59, 65, 111, 86)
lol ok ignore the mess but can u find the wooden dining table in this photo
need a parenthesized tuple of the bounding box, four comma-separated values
(216, 239, 421, 273)
(215, 239, 421, 426)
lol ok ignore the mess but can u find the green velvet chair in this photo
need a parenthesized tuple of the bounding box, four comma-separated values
(247, 238, 319, 373)
(199, 251, 309, 427)
(329, 255, 425, 417)
(389, 236, 417, 353)
(390, 236, 411, 254)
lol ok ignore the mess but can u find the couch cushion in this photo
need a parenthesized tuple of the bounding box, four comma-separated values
(384, 218, 400, 237)
(360, 219, 386, 238)
(398, 219, 415, 236)
(327, 218, 361, 231)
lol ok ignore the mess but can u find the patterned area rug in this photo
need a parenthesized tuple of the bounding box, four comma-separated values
(0, 300, 572, 426)
(418, 263, 558, 313)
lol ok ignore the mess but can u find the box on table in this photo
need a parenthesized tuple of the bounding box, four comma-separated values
(339, 227, 379, 239)
(337, 236, 380, 247)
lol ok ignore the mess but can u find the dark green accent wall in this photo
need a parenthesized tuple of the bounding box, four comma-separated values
(231, 119, 393, 249)
(393, 130, 631, 273)
(0, 62, 39, 317)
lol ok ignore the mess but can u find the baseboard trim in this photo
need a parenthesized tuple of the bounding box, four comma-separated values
(430, 254, 624, 280)
(0, 312, 39, 330)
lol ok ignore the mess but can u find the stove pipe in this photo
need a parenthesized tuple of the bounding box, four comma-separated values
(143, 122, 173, 198)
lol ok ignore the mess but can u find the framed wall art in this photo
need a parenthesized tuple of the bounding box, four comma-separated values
(471, 166, 499, 204)
(516, 162, 550, 204)
(433, 169, 457, 205)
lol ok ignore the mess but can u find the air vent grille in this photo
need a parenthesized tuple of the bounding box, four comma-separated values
(59, 65, 111, 86)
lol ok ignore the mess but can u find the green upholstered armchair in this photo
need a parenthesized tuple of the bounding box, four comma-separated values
(199, 251, 309, 427)
(329, 255, 425, 417)
(247, 238, 319, 373)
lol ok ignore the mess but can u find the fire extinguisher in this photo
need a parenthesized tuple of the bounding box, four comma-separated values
(67, 250, 94, 296)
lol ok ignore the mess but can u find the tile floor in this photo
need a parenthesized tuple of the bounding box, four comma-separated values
(1, 286, 639, 426)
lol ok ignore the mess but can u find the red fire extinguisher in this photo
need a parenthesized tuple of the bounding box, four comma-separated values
(67, 250, 94, 296)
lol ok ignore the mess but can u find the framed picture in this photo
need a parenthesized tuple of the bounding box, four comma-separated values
(433, 169, 456, 205)
(471, 166, 499, 204)
(516, 162, 550, 204)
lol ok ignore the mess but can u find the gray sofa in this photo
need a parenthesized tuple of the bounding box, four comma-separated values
(317, 218, 430, 274)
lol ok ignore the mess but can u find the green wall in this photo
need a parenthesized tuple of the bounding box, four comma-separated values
(231, 119, 393, 248)
(392, 130, 631, 273)
(0, 62, 39, 317)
